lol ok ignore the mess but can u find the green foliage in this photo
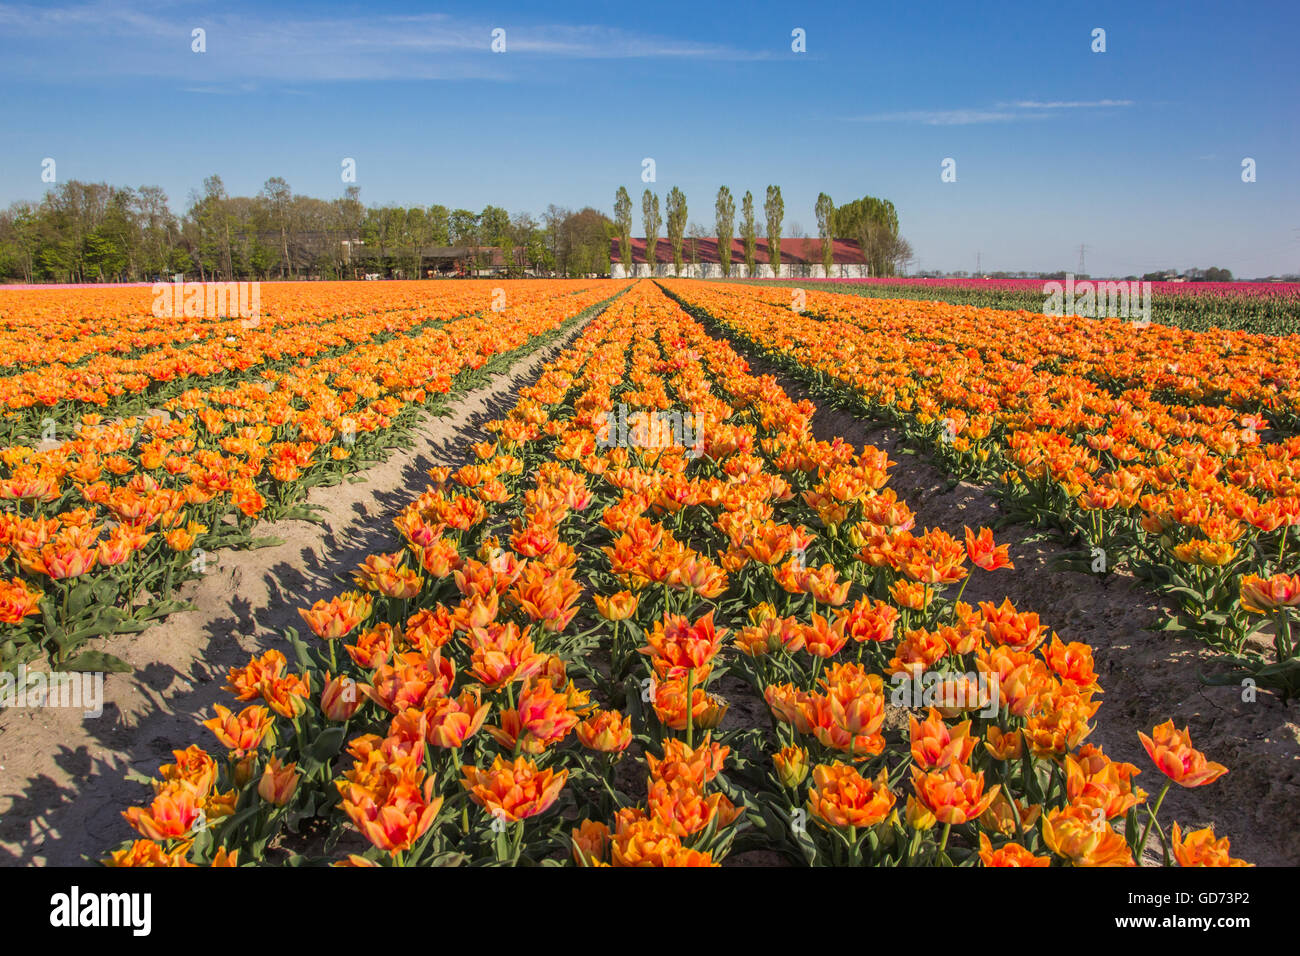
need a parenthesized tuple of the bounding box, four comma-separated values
(614, 186, 633, 276)
(740, 191, 757, 277)
(666, 187, 688, 276)
(715, 187, 735, 277)
(764, 185, 783, 274)
(641, 190, 661, 275)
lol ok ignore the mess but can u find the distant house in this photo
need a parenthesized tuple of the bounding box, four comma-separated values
(421, 246, 512, 277)
(610, 237, 869, 279)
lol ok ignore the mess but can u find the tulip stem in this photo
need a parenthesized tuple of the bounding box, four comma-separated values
(1135, 780, 1170, 863)
(937, 822, 951, 854)
(1275, 612, 1294, 663)
(905, 827, 923, 865)
(685, 667, 695, 748)
(951, 575, 970, 619)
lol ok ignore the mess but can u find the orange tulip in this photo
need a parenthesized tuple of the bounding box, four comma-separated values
(123, 786, 202, 841)
(609, 809, 717, 867)
(461, 755, 567, 823)
(593, 589, 639, 621)
(978, 833, 1050, 867)
(154, 745, 217, 800)
(425, 688, 490, 748)
(910, 762, 999, 825)
(640, 609, 726, 676)
(1138, 720, 1229, 787)
(487, 678, 578, 752)
(257, 756, 300, 806)
(320, 672, 365, 721)
(224, 649, 287, 701)
(576, 709, 634, 753)
(298, 590, 373, 640)
(0, 576, 43, 623)
(571, 820, 611, 866)
(1170, 823, 1252, 867)
(1041, 805, 1135, 867)
(806, 763, 896, 829)
(647, 776, 742, 837)
(646, 736, 730, 789)
(202, 704, 273, 754)
(909, 708, 976, 771)
(1239, 572, 1300, 613)
(338, 768, 442, 855)
(964, 526, 1013, 571)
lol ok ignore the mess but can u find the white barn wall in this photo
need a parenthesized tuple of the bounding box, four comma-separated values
(612, 261, 873, 280)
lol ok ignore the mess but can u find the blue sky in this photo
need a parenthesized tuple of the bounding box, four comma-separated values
(1, 0, 1297, 276)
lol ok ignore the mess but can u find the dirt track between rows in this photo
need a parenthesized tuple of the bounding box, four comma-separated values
(0, 316, 595, 866)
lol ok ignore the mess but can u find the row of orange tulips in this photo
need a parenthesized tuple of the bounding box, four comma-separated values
(106, 280, 1244, 866)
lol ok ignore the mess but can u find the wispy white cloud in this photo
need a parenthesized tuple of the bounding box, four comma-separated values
(848, 99, 1135, 125)
(849, 109, 1027, 126)
(0, 2, 769, 85)
(1009, 99, 1134, 109)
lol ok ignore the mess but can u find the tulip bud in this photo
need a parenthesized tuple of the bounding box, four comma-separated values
(257, 757, 300, 806)
(321, 672, 363, 721)
(231, 752, 257, 788)
(906, 795, 937, 831)
(773, 745, 809, 789)
(694, 694, 728, 730)
(594, 590, 639, 622)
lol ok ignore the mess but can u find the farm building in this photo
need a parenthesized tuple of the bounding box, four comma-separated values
(610, 236, 870, 278)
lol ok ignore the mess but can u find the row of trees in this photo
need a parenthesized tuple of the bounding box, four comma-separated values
(0, 176, 911, 284)
(0, 178, 616, 283)
(612, 186, 911, 277)
(1141, 267, 1235, 282)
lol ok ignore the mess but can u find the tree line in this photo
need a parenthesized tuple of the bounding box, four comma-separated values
(0, 177, 616, 283)
(613, 186, 911, 277)
(0, 175, 910, 284)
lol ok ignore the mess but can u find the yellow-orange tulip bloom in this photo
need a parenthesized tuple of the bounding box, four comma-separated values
(1041, 805, 1135, 867)
(910, 762, 1000, 825)
(978, 833, 1050, 867)
(593, 590, 639, 621)
(806, 763, 896, 829)
(773, 745, 809, 788)
(1239, 572, 1300, 614)
(1170, 823, 1252, 867)
(576, 709, 634, 753)
(202, 704, 273, 754)
(257, 756, 300, 806)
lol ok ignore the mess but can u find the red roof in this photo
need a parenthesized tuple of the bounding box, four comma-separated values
(610, 237, 866, 265)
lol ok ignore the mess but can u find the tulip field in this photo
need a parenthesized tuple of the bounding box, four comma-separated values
(32, 277, 1273, 868)
(0, 280, 617, 673)
(662, 280, 1300, 698)
(745, 277, 1300, 335)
